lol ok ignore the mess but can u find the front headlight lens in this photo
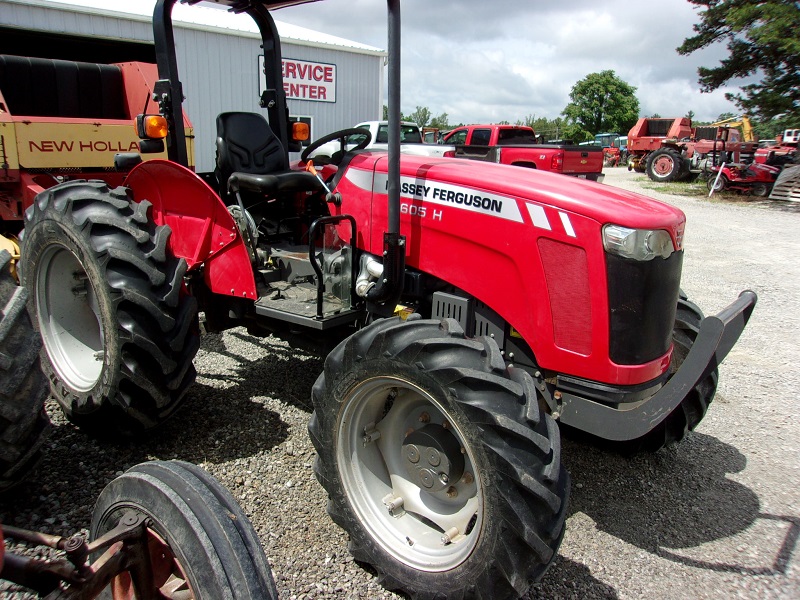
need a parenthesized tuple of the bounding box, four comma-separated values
(603, 225, 675, 261)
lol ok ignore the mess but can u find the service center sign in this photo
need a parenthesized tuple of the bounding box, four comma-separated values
(259, 56, 336, 103)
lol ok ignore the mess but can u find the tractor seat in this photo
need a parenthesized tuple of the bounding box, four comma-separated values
(215, 111, 323, 200)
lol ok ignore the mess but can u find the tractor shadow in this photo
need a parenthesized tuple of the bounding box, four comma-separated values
(561, 427, 798, 578)
(0, 328, 313, 536)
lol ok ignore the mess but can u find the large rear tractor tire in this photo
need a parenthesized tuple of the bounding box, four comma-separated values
(309, 316, 569, 599)
(646, 148, 685, 182)
(91, 460, 278, 599)
(0, 250, 50, 492)
(20, 181, 200, 437)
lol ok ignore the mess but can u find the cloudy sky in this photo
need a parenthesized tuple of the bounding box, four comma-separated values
(51, 0, 743, 125)
(273, 0, 742, 124)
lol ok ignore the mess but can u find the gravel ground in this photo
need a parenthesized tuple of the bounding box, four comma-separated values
(2, 167, 798, 599)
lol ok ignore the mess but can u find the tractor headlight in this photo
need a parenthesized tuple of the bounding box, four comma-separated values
(602, 224, 675, 261)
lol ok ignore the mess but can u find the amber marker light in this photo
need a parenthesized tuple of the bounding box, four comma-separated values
(136, 114, 168, 139)
(292, 121, 310, 142)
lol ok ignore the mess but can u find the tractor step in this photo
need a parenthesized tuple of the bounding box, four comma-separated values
(254, 281, 359, 330)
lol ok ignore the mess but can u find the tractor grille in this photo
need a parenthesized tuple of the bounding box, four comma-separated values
(606, 251, 683, 365)
(539, 238, 592, 355)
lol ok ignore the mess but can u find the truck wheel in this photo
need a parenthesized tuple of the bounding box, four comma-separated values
(0, 250, 50, 492)
(309, 316, 569, 599)
(646, 148, 684, 182)
(626, 297, 718, 453)
(91, 460, 278, 599)
(21, 181, 200, 436)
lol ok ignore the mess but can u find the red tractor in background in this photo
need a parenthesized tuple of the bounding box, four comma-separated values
(18, 1, 756, 599)
(593, 132, 627, 167)
(627, 117, 756, 182)
(754, 128, 799, 167)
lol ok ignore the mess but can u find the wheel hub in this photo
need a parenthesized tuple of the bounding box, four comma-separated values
(402, 424, 464, 494)
(654, 156, 674, 175)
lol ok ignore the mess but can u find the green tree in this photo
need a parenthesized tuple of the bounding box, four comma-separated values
(407, 106, 432, 128)
(561, 70, 640, 139)
(429, 112, 449, 129)
(677, 0, 800, 123)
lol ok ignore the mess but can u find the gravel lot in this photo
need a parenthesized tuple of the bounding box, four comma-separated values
(2, 167, 798, 599)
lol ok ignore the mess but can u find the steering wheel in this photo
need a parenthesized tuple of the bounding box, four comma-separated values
(301, 128, 372, 165)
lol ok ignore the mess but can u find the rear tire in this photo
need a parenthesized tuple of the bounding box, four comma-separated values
(751, 182, 770, 197)
(91, 460, 278, 599)
(21, 181, 200, 436)
(0, 250, 50, 492)
(309, 316, 569, 599)
(646, 148, 685, 182)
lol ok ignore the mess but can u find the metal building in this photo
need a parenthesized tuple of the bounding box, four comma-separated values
(0, 0, 386, 171)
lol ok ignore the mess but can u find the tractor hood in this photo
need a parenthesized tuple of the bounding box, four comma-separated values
(340, 153, 686, 234)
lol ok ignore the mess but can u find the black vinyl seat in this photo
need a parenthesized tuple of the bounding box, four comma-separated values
(215, 111, 323, 200)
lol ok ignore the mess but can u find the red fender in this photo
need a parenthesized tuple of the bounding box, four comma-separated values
(125, 160, 256, 300)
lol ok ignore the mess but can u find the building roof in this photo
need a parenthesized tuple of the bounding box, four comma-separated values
(3, 0, 386, 57)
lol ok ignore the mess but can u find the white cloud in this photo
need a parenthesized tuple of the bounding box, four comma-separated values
(47, 0, 744, 124)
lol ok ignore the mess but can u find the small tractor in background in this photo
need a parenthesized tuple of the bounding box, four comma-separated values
(0, 54, 194, 243)
(593, 132, 627, 167)
(16, 1, 756, 599)
(755, 128, 800, 167)
(627, 116, 757, 182)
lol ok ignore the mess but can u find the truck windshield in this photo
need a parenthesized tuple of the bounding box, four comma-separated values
(497, 129, 537, 145)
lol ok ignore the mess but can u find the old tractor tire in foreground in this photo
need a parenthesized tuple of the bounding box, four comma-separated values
(21, 181, 200, 437)
(0, 250, 50, 492)
(309, 316, 569, 600)
(91, 460, 278, 599)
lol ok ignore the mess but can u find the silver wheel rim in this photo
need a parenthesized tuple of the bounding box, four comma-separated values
(336, 376, 483, 572)
(35, 245, 104, 392)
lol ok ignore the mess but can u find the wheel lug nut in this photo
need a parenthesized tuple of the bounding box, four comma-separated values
(461, 472, 473, 484)
(442, 419, 450, 430)
(438, 472, 449, 485)
(446, 486, 458, 498)
(418, 412, 430, 423)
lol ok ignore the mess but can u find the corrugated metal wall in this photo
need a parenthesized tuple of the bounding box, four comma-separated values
(0, 0, 384, 172)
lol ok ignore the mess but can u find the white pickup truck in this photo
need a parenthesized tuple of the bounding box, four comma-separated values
(309, 121, 453, 159)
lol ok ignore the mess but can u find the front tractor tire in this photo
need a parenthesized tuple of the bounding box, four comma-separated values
(21, 181, 200, 437)
(309, 316, 569, 600)
(646, 148, 685, 182)
(622, 296, 718, 453)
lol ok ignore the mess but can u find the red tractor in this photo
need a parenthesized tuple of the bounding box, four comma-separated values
(627, 117, 755, 182)
(19, 1, 756, 598)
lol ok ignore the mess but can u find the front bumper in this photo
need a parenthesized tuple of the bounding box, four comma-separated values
(558, 290, 757, 441)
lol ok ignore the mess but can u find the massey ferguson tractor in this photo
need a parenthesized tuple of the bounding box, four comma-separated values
(18, 1, 756, 598)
